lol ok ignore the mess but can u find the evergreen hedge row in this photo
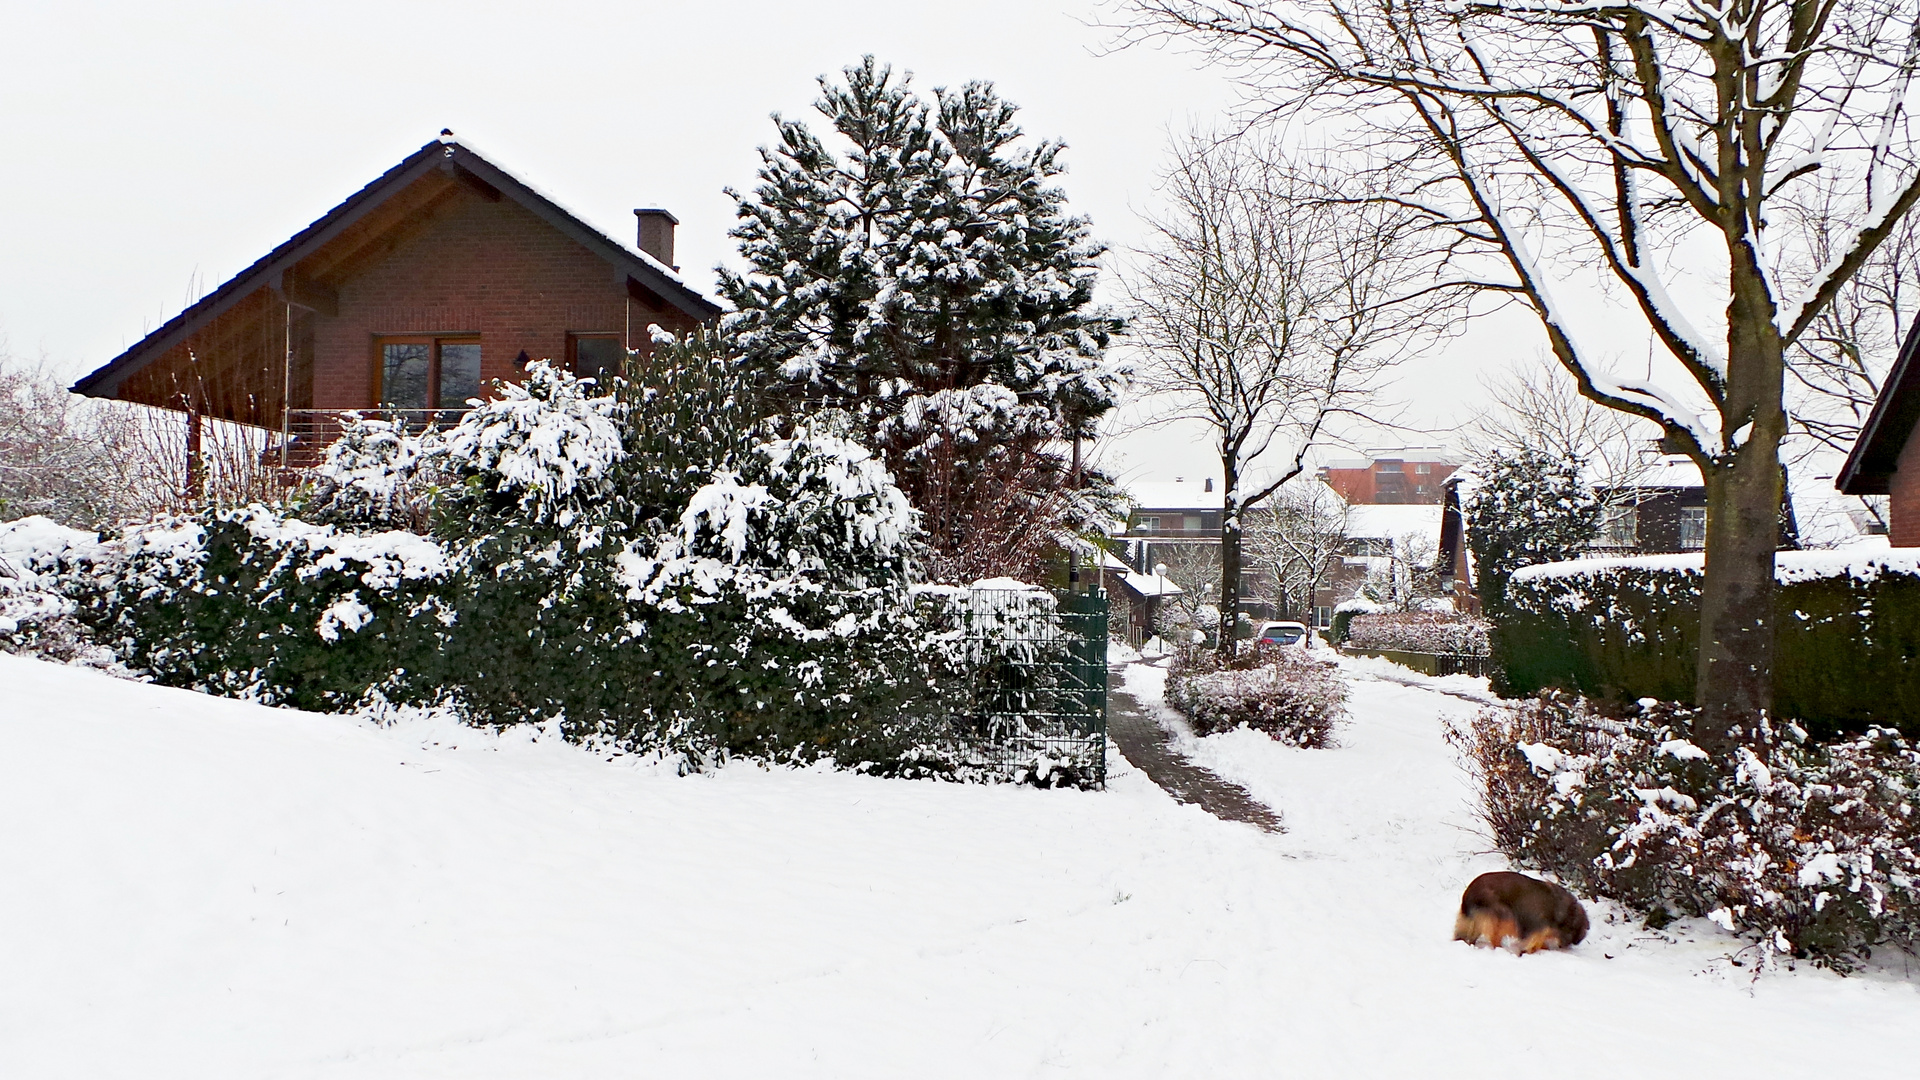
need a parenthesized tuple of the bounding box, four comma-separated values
(1499, 553, 1920, 739)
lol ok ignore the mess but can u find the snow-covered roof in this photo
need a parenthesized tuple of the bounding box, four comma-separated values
(1620, 455, 1704, 490)
(1321, 447, 1457, 470)
(1129, 479, 1224, 512)
(1343, 503, 1443, 540)
(1790, 485, 1882, 549)
(1123, 571, 1185, 597)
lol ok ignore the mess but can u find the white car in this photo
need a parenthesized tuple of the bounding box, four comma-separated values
(1254, 620, 1312, 648)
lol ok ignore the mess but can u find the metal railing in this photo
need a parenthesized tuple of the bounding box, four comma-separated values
(277, 408, 473, 465)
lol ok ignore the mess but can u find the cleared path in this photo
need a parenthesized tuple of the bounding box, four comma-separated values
(1105, 662, 1285, 833)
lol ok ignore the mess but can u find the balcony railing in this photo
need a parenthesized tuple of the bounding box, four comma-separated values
(276, 408, 472, 466)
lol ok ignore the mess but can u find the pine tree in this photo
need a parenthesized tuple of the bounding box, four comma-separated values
(1465, 447, 1602, 691)
(1464, 447, 1603, 613)
(718, 58, 1126, 581)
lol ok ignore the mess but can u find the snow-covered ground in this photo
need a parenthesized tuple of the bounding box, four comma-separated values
(3, 653, 1916, 1077)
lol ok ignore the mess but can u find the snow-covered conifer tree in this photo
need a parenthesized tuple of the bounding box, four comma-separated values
(718, 58, 1126, 580)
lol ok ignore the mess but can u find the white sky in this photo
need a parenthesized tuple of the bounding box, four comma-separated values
(0, 0, 1614, 491)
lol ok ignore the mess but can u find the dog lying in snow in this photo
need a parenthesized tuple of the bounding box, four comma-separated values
(1453, 871, 1589, 954)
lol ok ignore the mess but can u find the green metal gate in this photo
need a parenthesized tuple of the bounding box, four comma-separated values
(947, 587, 1109, 787)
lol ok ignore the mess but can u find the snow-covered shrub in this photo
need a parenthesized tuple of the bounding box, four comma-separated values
(1347, 612, 1490, 656)
(1453, 693, 1920, 971)
(300, 414, 445, 528)
(1500, 550, 1920, 739)
(0, 515, 117, 667)
(1165, 645, 1347, 748)
(91, 506, 453, 709)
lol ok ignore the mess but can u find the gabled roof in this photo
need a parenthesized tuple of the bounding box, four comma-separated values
(1839, 311, 1920, 495)
(73, 132, 721, 400)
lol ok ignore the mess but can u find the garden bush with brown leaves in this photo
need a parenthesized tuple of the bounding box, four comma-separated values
(1451, 693, 1920, 972)
(1165, 645, 1346, 748)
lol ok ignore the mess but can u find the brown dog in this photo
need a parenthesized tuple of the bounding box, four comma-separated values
(1454, 871, 1589, 954)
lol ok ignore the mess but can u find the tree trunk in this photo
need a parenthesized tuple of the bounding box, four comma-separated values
(1217, 463, 1242, 656)
(1696, 448, 1781, 745)
(1696, 265, 1788, 747)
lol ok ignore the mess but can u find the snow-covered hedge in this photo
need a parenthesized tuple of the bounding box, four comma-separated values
(1500, 550, 1920, 739)
(0, 515, 116, 667)
(1346, 612, 1490, 656)
(1452, 694, 1920, 972)
(1165, 646, 1347, 748)
(92, 507, 454, 709)
(25, 348, 1102, 784)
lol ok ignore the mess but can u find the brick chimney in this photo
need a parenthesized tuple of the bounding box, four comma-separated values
(633, 208, 678, 270)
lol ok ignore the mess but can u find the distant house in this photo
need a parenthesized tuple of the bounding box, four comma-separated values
(73, 132, 719, 468)
(1839, 312, 1920, 546)
(1591, 455, 1711, 555)
(1318, 448, 1457, 505)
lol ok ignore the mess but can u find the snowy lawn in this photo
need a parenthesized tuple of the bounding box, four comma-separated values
(4, 653, 1917, 1077)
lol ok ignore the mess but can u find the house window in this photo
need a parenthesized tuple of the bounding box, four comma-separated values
(571, 334, 625, 386)
(1415, 463, 1431, 475)
(1600, 505, 1639, 548)
(1680, 506, 1707, 550)
(1139, 515, 1161, 531)
(1377, 460, 1402, 472)
(377, 336, 481, 412)
(1183, 514, 1204, 532)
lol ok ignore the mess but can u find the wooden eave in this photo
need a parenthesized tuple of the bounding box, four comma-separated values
(1839, 311, 1920, 496)
(74, 136, 720, 404)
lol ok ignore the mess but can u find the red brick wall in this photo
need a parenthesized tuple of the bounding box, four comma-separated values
(310, 188, 696, 410)
(1321, 461, 1457, 504)
(1890, 429, 1920, 547)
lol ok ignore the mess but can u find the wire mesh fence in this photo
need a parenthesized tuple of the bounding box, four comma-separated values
(932, 586, 1109, 787)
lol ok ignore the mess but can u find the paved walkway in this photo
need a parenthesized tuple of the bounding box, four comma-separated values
(1106, 663, 1285, 833)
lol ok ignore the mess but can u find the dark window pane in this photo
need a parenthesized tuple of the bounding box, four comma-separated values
(574, 337, 624, 386)
(439, 342, 482, 408)
(381, 343, 430, 410)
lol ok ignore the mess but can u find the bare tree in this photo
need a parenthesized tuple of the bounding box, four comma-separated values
(1126, 133, 1449, 654)
(1469, 353, 1662, 494)
(1779, 172, 1920, 461)
(1124, 0, 1920, 739)
(0, 350, 173, 528)
(1245, 481, 1350, 621)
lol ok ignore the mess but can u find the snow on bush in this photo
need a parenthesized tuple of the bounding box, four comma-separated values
(0, 515, 117, 666)
(94, 505, 455, 709)
(441, 360, 624, 523)
(303, 414, 444, 528)
(1165, 646, 1347, 748)
(1346, 612, 1490, 656)
(1451, 693, 1920, 972)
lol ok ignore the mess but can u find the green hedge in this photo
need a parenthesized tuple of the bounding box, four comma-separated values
(1500, 553, 1920, 739)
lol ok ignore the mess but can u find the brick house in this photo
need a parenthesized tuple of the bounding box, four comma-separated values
(73, 132, 719, 464)
(1839, 312, 1920, 545)
(1318, 448, 1457, 505)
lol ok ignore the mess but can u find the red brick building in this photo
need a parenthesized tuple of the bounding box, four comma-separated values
(74, 132, 719, 458)
(1317, 449, 1457, 504)
(1840, 314, 1920, 546)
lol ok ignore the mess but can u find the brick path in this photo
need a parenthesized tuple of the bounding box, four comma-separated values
(1106, 663, 1285, 833)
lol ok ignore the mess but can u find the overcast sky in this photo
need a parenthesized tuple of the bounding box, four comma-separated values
(0, 0, 1553, 488)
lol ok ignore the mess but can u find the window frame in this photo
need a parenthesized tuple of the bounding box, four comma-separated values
(568, 332, 626, 385)
(373, 334, 482, 412)
(1679, 506, 1707, 551)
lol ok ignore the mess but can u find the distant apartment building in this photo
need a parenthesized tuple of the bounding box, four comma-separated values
(1318, 448, 1458, 505)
